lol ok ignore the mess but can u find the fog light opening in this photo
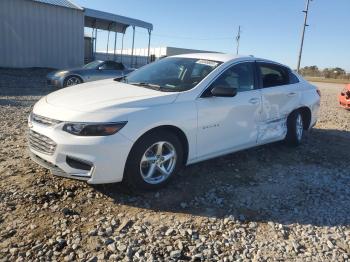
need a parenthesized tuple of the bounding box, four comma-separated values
(66, 156, 93, 171)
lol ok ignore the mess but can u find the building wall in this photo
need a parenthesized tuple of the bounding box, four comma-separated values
(166, 47, 217, 56)
(84, 36, 93, 63)
(95, 52, 148, 69)
(0, 0, 84, 69)
(95, 46, 217, 68)
(108, 47, 214, 58)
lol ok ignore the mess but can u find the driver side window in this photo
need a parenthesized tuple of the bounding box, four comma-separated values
(100, 62, 120, 70)
(212, 62, 255, 92)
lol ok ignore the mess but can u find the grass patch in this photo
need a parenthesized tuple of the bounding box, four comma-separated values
(305, 77, 349, 84)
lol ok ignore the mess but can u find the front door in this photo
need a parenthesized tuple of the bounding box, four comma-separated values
(96, 61, 124, 80)
(196, 62, 262, 160)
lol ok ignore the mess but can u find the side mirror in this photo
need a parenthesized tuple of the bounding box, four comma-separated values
(211, 85, 237, 97)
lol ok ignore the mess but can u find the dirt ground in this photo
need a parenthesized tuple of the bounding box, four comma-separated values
(0, 69, 349, 261)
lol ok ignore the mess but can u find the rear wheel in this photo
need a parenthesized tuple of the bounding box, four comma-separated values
(123, 131, 183, 190)
(285, 110, 304, 146)
(64, 76, 82, 87)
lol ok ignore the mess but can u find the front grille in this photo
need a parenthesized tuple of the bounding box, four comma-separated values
(29, 130, 57, 155)
(32, 114, 61, 126)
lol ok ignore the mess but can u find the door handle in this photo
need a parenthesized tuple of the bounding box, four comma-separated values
(288, 92, 297, 97)
(249, 98, 260, 104)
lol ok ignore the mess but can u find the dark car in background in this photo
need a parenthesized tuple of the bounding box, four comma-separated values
(47, 60, 134, 88)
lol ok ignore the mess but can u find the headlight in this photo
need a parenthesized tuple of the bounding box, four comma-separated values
(55, 71, 69, 77)
(63, 122, 127, 136)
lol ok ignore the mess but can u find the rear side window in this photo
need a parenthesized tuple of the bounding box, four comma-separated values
(258, 63, 289, 88)
(289, 71, 300, 84)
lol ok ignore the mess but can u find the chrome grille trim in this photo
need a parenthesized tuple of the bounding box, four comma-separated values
(29, 130, 57, 155)
(32, 114, 62, 126)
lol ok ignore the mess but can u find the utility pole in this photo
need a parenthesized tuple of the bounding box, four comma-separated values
(297, 0, 312, 72)
(236, 26, 241, 55)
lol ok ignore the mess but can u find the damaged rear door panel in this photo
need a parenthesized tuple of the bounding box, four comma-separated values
(257, 62, 301, 144)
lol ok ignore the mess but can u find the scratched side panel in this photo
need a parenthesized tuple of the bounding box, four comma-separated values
(258, 84, 301, 144)
(257, 117, 288, 143)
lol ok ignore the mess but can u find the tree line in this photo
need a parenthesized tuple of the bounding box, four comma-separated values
(299, 66, 350, 80)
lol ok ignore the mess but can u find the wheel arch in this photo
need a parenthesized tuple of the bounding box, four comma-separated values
(129, 125, 190, 166)
(299, 106, 312, 130)
(64, 74, 84, 85)
(289, 106, 312, 130)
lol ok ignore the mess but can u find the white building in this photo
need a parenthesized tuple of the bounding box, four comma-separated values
(96, 46, 219, 68)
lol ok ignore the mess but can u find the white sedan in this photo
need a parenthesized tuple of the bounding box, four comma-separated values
(28, 53, 320, 190)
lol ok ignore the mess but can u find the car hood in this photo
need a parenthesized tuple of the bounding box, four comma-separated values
(45, 79, 179, 112)
(48, 68, 91, 77)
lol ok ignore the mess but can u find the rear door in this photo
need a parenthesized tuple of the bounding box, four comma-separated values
(257, 62, 301, 144)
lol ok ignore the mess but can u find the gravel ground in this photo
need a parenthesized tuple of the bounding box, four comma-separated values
(0, 69, 349, 261)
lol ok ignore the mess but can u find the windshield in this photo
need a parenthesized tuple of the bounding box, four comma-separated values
(122, 57, 222, 92)
(83, 60, 103, 69)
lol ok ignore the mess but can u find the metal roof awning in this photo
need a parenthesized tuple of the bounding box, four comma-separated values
(84, 8, 153, 67)
(84, 8, 153, 33)
(31, 0, 83, 10)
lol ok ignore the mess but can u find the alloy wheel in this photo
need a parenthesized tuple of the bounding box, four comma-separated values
(296, 113, 303, 141)
(66, 76, 81, 86)
(140, 141, 177, 184)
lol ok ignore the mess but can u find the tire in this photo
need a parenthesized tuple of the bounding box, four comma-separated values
(123, 131, 183, 190)
(285, 110, 304, 146)
(64, 76, 82, 87)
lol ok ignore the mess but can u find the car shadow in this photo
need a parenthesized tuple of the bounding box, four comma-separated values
(94, 128, 350, 227)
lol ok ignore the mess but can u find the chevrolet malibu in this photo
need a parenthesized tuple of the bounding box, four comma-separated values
(28, 53, 320, 190)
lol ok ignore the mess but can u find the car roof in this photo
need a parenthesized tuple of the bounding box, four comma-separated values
(171, 53, 290, 69)
(172, 53, 256, 63)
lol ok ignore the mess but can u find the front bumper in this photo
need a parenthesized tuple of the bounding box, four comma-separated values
(28, 122, 134, 184)
(47, 77, 64, 89)
(29, 151, 93, 181)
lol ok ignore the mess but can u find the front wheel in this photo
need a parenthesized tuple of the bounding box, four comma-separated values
(64, 76, 82, 87)
(285, 111, 304, 146)
(123, 131, 183, 190)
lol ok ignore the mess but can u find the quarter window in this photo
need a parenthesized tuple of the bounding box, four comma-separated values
(259, 63, 289, 88)
(289, 71, 300, 84)
(211, 62, 255, 92)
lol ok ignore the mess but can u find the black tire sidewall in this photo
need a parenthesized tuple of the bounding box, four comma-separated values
(123, 131, 183, 190)
(285, 110, 303, 146)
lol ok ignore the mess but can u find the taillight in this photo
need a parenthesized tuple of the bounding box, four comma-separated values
(316, 89, 321, 97)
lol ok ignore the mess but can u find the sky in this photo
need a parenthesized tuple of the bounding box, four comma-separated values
(74, 0, 350, 71)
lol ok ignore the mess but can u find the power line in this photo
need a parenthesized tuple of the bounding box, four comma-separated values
(297, 0, 312, 72)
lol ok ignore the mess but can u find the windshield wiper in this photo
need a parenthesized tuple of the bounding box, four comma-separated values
(128, 82, 162, 90)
